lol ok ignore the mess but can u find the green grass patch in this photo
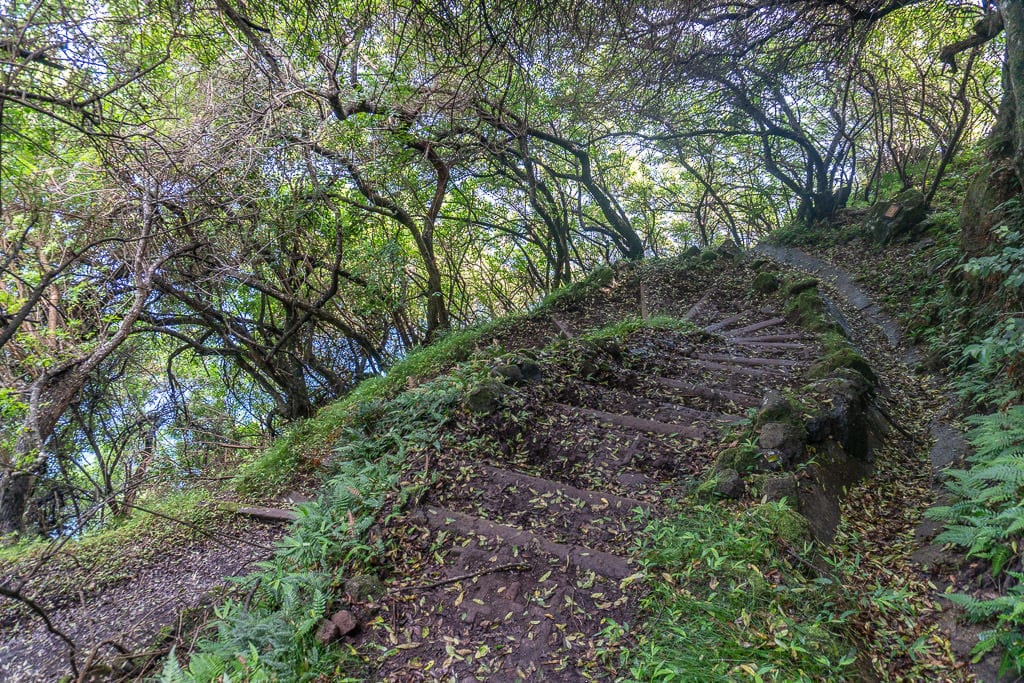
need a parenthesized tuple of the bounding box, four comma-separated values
(535, 264, 614, 311)
(579, 315, 696, 344)
(233, 323, 501, 496)
(618, 501, 859, 681)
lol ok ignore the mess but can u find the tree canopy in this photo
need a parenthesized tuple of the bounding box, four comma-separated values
(0, 0, 1019, 537)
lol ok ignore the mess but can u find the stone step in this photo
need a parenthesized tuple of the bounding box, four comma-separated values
(417, 506, 633, 580)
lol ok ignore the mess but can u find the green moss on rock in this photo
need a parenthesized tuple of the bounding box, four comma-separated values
(752, 272, 781, 294)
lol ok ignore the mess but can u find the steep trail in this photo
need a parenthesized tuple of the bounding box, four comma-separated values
(366, 270, 829, 680)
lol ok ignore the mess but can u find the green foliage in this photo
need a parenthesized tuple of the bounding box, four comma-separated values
(535, 265, 615, 312)
(926, 407, 1024, 675)
(170, 374, 463, 681)
(233, 323, 497, 495)
(617, 502, 858, 681)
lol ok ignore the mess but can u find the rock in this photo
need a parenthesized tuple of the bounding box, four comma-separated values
(757, 390, 793, 427)
(762, 474, 798, 505)
(316, 619, 340, 644)
(749, 257, 772, 271)
(715, 446, 761, 473)
(464, 381, 508, 414)
(786, 278, 819, 295)
(491, 363, 523, 385)
(344, 574, 384, 603)
(330, 609, 359, 636)
(517, 359, 543, 383)
(715, 468, 745, 499)
(751, 272, 781, 294)
(716, 239, 742, 258)
(684, 245, 702, 258)
(866, 188, 927, 244)
(758, 422, 805, 469)
(810, 348, 876, 385)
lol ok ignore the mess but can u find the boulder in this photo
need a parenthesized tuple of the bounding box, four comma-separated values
(716, 239, 742, 259)
(491, 363, 523, 385)
(756, 390, 793, 427)
(329, 609, 359, 636)
(715, 468, 745, 499)
(758, 422, 805, 469)
(762, 474, 798, 505)
(752, 272, 781, 294)
(867, 189, 927, 244)
(517, 359, 543, 383)
(316, 619, 340, 644)
(464, 381, 508, 414)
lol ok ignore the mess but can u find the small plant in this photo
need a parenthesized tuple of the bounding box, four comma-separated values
(926, 406, 1024, 675)
(622, 501, 859, 681)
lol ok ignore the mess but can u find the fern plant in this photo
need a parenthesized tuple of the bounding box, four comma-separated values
(926, 406, 1024, 675)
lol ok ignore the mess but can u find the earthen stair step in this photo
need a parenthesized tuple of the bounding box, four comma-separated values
(704, 312, 748, 332)
(685, 358, 789, 378)
(555, 403, 708, 437)
(695, 352, 803, 368)
(725, 316, 787, 336)
(480, 464, 653, 514)
(652, 377, 762, 408)
(417, 506, 633, 580)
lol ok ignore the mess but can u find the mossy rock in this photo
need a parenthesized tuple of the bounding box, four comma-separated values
(755, 390, 796, 427)
(784, 289, 824, 326)
(344, 574, 384, 602)
(786, 278, 819, 295)
(757, 502, 810, 542)
(490, 363, 523, 385)
(810, 347, 876, 385)
(684, 245, 702, 258)
(749, 257, 772, 271)
(699, 249, 719, 263)
(714, 468, 745, 499)
(751, 272, 781, 294)
(715, 446, 762, 473)
(464, 381, 509, 414)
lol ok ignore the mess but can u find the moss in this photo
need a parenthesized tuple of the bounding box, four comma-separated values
(786, 278, 819, 295)
(752, 272, 781, 294)
(785, 289, 825, 326)
(714, 445, 762, 473)
(757, 501, 810, 542)
(810, 347, 877, 385)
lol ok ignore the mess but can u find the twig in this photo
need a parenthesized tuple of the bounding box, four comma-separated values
(0, 584, 79, 677)
(869, 397, 922, 446)
(395, 562, 531, 592)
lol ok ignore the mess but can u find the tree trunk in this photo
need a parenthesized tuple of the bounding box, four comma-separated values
(961, 1, 1024, 255)
(0, 470, 38, 538)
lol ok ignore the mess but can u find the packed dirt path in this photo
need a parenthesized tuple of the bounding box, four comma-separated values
(367, 259, 830, 680)
(0, 511, 286, 682)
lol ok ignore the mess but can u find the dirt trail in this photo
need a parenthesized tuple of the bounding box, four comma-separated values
(0, 515, 285, 682)
(368, 265, 827, 680)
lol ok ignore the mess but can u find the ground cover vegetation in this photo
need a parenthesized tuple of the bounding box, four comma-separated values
(3, 0, 1024, 679)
